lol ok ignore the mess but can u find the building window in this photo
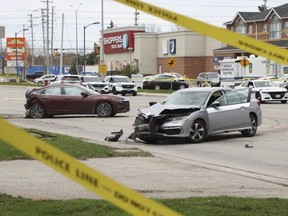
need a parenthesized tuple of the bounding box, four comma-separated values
(269, 15, 281, 39)
(247, 24, 252, 34)
(284, 21, 288, 30)
(235, 20, 245, 34)
(262, 23, 267, 32)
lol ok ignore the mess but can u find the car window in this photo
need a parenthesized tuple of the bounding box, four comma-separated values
(241, 81, 249, 87)
(207, 91, 223, 106)
(164, 91, 210, 106)
(255, 81, 276, 87)
(63, 86, 84, 96)
(42, 87, 61, 95)
(218, 88, 249, 106)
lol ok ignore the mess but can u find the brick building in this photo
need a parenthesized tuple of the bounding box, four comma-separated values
(214, 3, 288, 59)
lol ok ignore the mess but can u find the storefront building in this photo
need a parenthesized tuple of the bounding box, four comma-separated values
(103, 26, 223, 78)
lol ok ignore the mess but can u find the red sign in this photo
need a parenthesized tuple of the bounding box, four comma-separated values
(104, 30, 144, 54)
(6, 37, 26, 61)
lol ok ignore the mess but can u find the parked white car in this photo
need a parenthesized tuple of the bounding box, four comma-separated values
(33, 74, 56, 85)
(81, 75, 109, 94)
(236, 80, 288, 104)
(104, 75, 138, 96)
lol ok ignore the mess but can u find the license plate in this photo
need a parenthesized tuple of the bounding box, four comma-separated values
(275, 94, 281, 98)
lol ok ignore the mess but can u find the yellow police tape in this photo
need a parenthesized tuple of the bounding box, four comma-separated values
(115, 0, 288, 66)
(0, 119, 181, 216)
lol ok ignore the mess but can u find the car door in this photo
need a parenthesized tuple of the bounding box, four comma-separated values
(62, 86, 95, 114)
(38, 86, 64, 114)
(207, 88, 251, 134)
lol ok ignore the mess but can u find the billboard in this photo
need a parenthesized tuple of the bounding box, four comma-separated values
(6, 37, 26, 61)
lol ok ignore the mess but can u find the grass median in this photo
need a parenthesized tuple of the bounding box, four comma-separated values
(0, 129, 287, 215)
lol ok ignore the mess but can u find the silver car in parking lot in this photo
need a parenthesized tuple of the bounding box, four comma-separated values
(129, 87, 262, 143)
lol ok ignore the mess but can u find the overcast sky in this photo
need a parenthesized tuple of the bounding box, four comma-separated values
(0, 0, 287, 54)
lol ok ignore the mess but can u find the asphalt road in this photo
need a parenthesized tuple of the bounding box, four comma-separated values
(0, 85, 288, 200)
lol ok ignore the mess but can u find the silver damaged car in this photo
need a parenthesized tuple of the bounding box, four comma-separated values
(129, 87, 262, 143)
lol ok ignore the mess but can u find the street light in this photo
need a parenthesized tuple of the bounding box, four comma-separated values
(71, 3, 82, 74)
(15, 28, 29, 79)
(83, 22, 100, 74)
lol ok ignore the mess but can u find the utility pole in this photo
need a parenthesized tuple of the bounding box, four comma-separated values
(50, 6, 54, 66)
(41, 8, 47, 70)
(46, 0, 50, 74)
(134, 9, 139, 26)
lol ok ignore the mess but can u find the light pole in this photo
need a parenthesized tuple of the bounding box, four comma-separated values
(71, 3, 82, 74)
(15, 28, 29, 79)
(83, 22, 100, 74)
(127, 47, 133, 78)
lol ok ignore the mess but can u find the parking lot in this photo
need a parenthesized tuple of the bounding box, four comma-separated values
(0, 85, 288, 200)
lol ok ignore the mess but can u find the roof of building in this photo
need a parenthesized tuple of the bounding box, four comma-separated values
(225, 3, 288, 25)
(214, 40, 288, 52)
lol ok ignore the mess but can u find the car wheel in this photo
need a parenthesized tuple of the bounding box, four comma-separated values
(154, 85, 160, 90)
(95, 102, 112, 117)
(255, 92, 264, 103)
(186, 120, 207, 143)
(179, 84, 185, 90)
(38, 81, 43, 85)
(112, 88, 117, 95)
(281, 100, 287, 104)
(197, 82, 201, 87)
(122, 93, 126, 96)
(132, 92, 137, 96)
(241, 114, 257, 137)
(29, 103, 46, 119)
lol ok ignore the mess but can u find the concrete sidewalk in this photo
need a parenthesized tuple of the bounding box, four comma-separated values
(1, 156, 288, 200)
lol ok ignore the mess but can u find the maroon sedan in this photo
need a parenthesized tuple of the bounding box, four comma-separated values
(25, 84, 130, 118)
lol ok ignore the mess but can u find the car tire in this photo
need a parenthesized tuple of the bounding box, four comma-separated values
(132, 92, 137, 96)
(281, 100, 287, 104)
(179, 84, 186, 90)
(197, 82, 201, 87)
(112, 88, 117, 95)
(255, 92, 264, 103)
(122, 93, 126, 96)
(241, 114, 257, 137)
(154, 85, 160, 90)
(186, 120, 207, 143)
(95, 102, 112, 117)
(38, 81, 43, 85)
(29, 103, 46, 119)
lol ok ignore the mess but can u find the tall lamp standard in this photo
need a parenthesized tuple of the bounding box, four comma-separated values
(71, 3, 82, 74)
(83, 22, 100, 74)
(15, 28, 29, 78)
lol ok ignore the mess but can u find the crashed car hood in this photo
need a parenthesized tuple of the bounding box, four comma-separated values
(139, 103, 200, 117)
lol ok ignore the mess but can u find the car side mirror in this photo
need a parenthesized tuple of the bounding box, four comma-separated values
(211, 101, 220, 108)
(81, 92, 89, 97)
(149, 101, 157, 106)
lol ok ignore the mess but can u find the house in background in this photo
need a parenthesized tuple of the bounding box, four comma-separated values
(214, 3, 288, 59)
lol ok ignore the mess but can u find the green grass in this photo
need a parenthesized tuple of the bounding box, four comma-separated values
(0, 128, 152, 161)
(138, 88, 174, 94)
(0, 194, 287, 216)
(1, 129, 287, 215)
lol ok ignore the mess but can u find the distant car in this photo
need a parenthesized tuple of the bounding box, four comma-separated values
(196, 72, 220, 87)
(81, 75, 109, 94)
(236, 80, 288, 104)
(142, 74, 189, 90)
(33, 74, 57, 85)
(129, 87, 262, 143)
(24, 84, 130, 118)
(272, 74, 288, 86)
(50, 75, 82, 85)
(105, 75, 138, 96)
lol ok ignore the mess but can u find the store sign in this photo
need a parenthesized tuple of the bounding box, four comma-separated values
(169, 39, 176, 54)
(6, 37, 26, 61)
(104, 30, 144, 54)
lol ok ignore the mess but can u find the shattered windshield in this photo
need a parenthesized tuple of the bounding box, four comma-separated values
(163, 91, 210, 106)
